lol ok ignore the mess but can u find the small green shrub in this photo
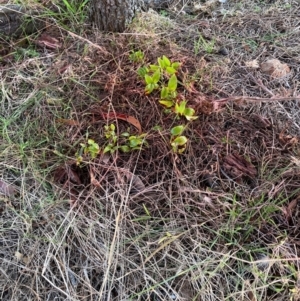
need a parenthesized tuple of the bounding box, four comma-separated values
(136, 53, 197, 153)
(170, 125, 187, 154)
(129, 50, 145, 63)
(76, 124, 147, 163)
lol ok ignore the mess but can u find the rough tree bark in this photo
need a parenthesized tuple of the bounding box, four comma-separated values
(0, 0, 169, 37)
(0, 5, 43, 37)
(89, 0, 170, 32)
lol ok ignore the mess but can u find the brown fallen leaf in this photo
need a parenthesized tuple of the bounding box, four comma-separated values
(223, 152, 257, 180)
(101, 112, 142, 134)
(53, 163, 81, 185)
(0, 179, 16, 196)
(34, 33, 62, 50)
(67, 166, 82, 185)
(90, 167, 102, 188)
(56, 118, 80, 126)
(260, 59, 290, 78)
(122, 170, 146, 194)
(283, 198, 299, 222)
(279, 131, 299, 148)
(242, 279, 257, 301)
(251, 114, 271, 129)
(247, 291, 257, 301)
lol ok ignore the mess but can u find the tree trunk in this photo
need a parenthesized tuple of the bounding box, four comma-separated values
(0, 5, 43, 37)
(89, 0, 170, 32)
(0, 1, 170, 37)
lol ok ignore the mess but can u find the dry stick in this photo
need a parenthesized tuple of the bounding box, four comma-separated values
(215, 96, 300, 104)
(67, 30, 112, 56)
(242, 96, 300, 102)
(247, 72, 275, 97)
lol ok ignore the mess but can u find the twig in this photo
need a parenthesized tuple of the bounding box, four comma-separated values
(215, 96, 300, 104)
(247, 72, 275, 97)
(67, 30, 111, 56)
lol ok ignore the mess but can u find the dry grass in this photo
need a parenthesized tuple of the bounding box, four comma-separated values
(1, 0, 300, 300)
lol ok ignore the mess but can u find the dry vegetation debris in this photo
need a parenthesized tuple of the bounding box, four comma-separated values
(1, 0, 300, 300)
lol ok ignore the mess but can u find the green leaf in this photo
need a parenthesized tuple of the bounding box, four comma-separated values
(121, 132, 130, 137)
(120, 145, 130, 152)
(110, 124, 115, 131)
(185, 115, 198, 121)
(171, 125, 185, 136)
(103, 145, 112, 154)
(179, 100, 187, 110)
(150, 64, 159, 71)
(173, 136, 188, 146)
(170, 91, 177, 98)
(137, 66, 148, 77)
(160, 86, 169, 99)
(76, 155, 83, 165)
(184, 107, 195, 116)
(166, 66, 176, 75)
(184, 107, 198, 120)
(171, 62, 181, 70)
(171, 144, 177, 152)
(90, 150, 99, 159)
(171, 139, 187, 153)
(168, 74, 177, 91)
(88, 144, 99, 152)
(157, 57, 164, 69)
(129, 138, 140, 148)
(178, 145, 186, 154)
(159, 100, 174, 108)
(62, 0, 75, 13)
(145, 74, 153, 84)
(162, 55, 171, 67)
(129, 50, 144, 63)
(152, 70, 161, 84)
(175, 101, 186, 115)
(143, 204, 151, 216)
(145, 84, 154, 94)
